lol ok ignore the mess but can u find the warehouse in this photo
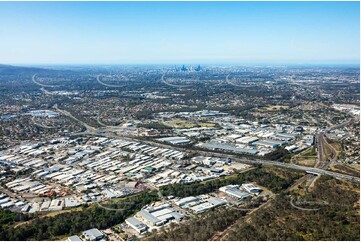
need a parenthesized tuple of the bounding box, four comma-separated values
(190, 202, 214, 213)
(64, 197, 81, 208)
(68, 235, 82, 241)
(207, 197, 227, 207)
(49, 199, 64, 211)
(200, 142, 259, 155)
(138, 210, 163, 226)
(138, 204, 184, 226)
(220, 185, 251, 199)
(190, 197, 227, 214)
(125, 217, 148, 234)
(82, 228, 104, 241)
(235, 136, 259, 144)
(252, 139, 283, 148)
(242, 183, 263, 194)
(156, 136, 191, 145)
(175, 196, 201, 207)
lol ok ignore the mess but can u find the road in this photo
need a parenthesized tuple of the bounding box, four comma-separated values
(54, 104, 96, 132)
(74, 130, 360, 182)
(32, 74, 59, 88)
(325, 118, 354, 133)
(96, 74, 125, 88)
(56, 106, 359, 183)
(315, 117, 355, 170)
(161, 73, 191, 88)
(289, 196, 320, 211)
(136, 138, 359, 182)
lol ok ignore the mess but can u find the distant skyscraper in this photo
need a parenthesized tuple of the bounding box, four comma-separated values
(181, 65, 188, 72)
(195, 65, 202, 72)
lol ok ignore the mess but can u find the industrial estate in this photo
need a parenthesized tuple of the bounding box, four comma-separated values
(0, 63, 359, 241)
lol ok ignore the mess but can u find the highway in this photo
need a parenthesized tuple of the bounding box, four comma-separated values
(80, 131, 360, 182)
(55, 105, 359, 183)
(73, 129, 361, 182)
(161, 73, 191, 88)
(128, 138, 360, 182)
(32, 74, 59, 88)
(54, 104, 96, 132)
(96, 74, 125, 88)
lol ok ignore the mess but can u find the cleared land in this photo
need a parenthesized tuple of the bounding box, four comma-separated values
(163, 119, 196, 128)
(291, 147, 318, 167)
(330, 163, 360, 177)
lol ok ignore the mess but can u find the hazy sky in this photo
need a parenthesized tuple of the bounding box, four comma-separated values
(0, 1, 359, 65)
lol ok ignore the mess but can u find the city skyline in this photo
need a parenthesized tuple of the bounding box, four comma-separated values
(0, 1, 359, 65)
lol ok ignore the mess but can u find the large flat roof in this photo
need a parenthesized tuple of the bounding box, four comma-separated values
(138, 210, 161, 224)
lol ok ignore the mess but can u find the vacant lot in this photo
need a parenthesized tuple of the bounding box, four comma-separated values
(291, 147, 317, 167)
(163, 119, 196, 128)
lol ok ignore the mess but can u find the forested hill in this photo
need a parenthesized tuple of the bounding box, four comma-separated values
(0, 64, 71, 76)
(0, 64, 47, 75)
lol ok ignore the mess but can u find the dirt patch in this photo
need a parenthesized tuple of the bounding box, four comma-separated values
(330, 163, 360, 177)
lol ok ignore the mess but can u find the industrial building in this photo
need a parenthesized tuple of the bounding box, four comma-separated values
(242, 183, 263, 194)
(219, 185, 252, 199)
(137, 204, 183, 226)
(68, 235, 82, 241)
(156, 136, 191, 145)
(175, 196, 200, 208)
(199, 142, 259, 155)
(235, 136, 259, 144)
(125, 217, 148, 234)
(82, 228, 104, 241)
(189, 197, 227, 214)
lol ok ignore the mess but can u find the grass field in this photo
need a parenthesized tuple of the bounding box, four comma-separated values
(330, 163, 360, 177)
(291, 147, 317, 167)
(163, 119, 196, 128)
(164, 119, 216, 128)
(199, 122, 216, 127)
(324, 137, 342, 159)
(256, 105, 289, 112)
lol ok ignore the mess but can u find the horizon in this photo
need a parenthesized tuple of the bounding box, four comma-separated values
(2, 62, 361, 69)
(0, 1, 359, 65)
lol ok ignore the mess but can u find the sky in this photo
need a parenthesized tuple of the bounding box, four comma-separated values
(0, 1, 359, 65)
